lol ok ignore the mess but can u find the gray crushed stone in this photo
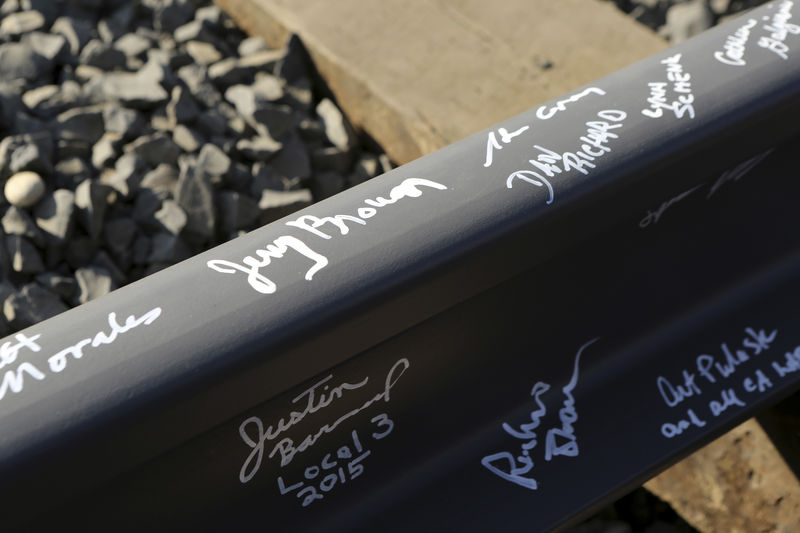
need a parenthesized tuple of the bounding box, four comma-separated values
(601, 0, 769, 43)
(0, 0, 392, 331)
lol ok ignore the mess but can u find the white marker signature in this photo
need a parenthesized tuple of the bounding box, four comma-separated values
(714, 18, 758, 66)
(208, 178, 447, 296)
(0, 333, 42, 371)
(207, 235, 328, 295)
(484, 126, 530, 168)
(507, 110, 626, 205)
(535, 87, 606, 120)
(481, 338, 599, 491)
(641, 54, 695, 120)
(758, 0, 798, 60)
(0, 307, 163, 402)
(239, 358, 410, 483)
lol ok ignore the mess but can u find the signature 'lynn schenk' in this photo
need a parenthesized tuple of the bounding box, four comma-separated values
(481, 338, 600, 491)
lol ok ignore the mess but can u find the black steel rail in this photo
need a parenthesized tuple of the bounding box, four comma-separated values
(2, 3, 800, 530)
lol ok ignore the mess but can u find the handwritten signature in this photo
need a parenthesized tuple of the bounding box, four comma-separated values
(715, 18, 758, 66)
(506, 110, 626, 205)
(758, 0, 798, 60)
(481, 338, 599, 491)
(535, 87, 606, 121)
(239, 357, 410, 483)
(208, 178, 447, 295)
(641, 53, 695, 120)
(706, 148, 773, 198)
(484, 126, 530, 168)
(0, 307, 162, 402)
(482, 87, 606, 169)
(639, 184, 704, 228)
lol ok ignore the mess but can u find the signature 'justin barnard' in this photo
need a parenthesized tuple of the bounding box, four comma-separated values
(207, 178, 448, 295)
(238, 357, 410, 483)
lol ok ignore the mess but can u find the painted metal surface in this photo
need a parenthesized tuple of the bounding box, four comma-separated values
(1, 3, 799, 530)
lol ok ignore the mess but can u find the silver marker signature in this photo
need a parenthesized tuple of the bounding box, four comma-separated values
(481, 338, 599, 491)
(239, 358, 410, 483)
(639, 184, 704, 228)
(706, 149, 773, 198)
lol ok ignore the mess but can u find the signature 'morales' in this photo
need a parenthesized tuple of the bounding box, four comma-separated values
(0, 307, 163, 403)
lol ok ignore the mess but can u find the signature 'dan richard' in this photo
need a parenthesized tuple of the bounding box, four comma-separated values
(481, 338, 599, 491)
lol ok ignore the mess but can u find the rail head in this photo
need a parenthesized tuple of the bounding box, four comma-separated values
(1, 2, 800, 530)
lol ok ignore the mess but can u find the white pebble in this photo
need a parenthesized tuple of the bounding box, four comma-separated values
(4, 171, 46, 208)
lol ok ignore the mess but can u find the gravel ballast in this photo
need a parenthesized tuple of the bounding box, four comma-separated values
(0, 0, 392, 334)
(602, 0, 770, 43)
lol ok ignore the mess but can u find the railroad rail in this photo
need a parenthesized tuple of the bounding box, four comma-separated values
(1, 3, 799, 530)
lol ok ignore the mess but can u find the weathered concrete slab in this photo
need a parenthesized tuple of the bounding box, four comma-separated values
(646, 419, 800, 533)
(215, 0, 666, 164)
